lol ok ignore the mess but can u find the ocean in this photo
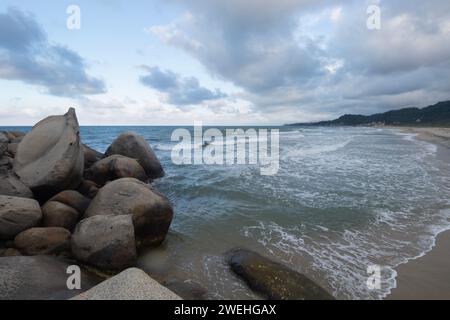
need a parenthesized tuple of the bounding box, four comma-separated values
(3, 125, 450, 299)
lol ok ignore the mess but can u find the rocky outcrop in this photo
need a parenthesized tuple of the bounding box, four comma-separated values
(82, 144, 103, 169)
(42, 190, 90, 230)
(105, 132, 164, 179)
(0, 195, 42, 240)
(71, 215, 137, 270)
(226, 248, 334, 300)
(72, 268, 181, 300)
(14, 227, 71, 256)
(0, 255, 101, 300)
(85, 178, 173, 246)
(13, 108, 84, 200)
(84, 155, 148, 186)
(0, 172, 34, 198)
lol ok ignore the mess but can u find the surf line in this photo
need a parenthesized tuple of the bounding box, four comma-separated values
(170, 121, 280, 176)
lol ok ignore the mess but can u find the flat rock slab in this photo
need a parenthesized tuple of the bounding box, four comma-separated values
(226, 248, 334, 300)
(0, 255, 101, 300)
(72, 268, 181, 300)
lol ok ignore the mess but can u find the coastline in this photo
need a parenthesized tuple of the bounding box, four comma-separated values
(386, 127, 450, 300)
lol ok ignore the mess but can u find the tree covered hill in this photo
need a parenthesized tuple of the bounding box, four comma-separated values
(289, 101, 450, 127)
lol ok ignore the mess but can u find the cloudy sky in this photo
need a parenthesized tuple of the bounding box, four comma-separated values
(0, 0, 449, 125)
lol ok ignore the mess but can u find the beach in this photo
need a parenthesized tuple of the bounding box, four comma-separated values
(388, 127, 450, 300)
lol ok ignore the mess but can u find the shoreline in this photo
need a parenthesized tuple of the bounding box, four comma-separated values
(386, 127, 450, 300)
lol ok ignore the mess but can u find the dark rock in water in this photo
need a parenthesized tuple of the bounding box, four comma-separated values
(13, 108, 84, 201)
(82, 144, 103, 169)
(225, 248, 334, 300)
(84, 155, 148, 186)
(105, 132, 164, 179)
(0, 172, 34, 198)
(77, 180, 99, 199)
(0, 255, 101, 300)
(84, 178, 173, 247)
(162, 278, 207, 300)
(72, 214, 137, 270)
(14, 227, 71, 256)
(0, 195, 42, 240)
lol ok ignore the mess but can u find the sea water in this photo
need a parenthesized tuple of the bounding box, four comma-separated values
(3, 125, 450, 299)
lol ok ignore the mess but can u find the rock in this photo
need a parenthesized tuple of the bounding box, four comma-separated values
(13, 108, 84, 201)
(84, 155, 148, 186)
(0, 132, 8, 156)
(7, 143, 18, 157)
(72, 268, 181, 300)
(42, 201, 79, 230)
(0, 248, 22, 257)
(105, 132, 164, 179)
(5, 131, 26, 141)
(72, 215, 137, 270)
(0, 255, 101, 300)
(0, 156, 9, 167)
(162, 278, 207, 300)
(85, 178, 173, 246)
(48, 190, 91, 215)
(0, 172, 34, 198)
(14, 227, 71, 256)
(226, 248, 334, 300)
(0, 195, 42, 240)
(82, 144, 103, 169)
(77, 180, 99, 199)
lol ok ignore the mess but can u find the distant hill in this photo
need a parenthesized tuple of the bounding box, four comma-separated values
(288, 101, 450, 127)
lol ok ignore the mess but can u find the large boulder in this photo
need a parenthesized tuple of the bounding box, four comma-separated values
(13, 108, 84, 200)
(226, 249, 334, 300)
(105, 132, 164, 179)
(0, 255, 101, 300)
(42, 190, 90, 230)
(0, 172, 34, 198)
(82, 144, 103, 169)
(85, 178, 173, 246)
(14, 227, 71, 256)
(72, 215, 137, 270)
(72, 268, 181, 300)
(84, 155, 148, 186)
(0, 195, 42, 240)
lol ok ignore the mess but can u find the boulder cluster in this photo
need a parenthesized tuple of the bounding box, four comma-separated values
(0, 108, 173, 272)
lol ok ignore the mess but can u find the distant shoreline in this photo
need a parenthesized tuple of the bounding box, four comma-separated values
(387, 126, 450, 300)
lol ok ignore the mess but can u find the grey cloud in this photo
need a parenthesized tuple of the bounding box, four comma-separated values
(139, 65, 227, 105)
(151, 0, 450, 119)
(151, 0, 330, 94)
(0, 8, 105, 97)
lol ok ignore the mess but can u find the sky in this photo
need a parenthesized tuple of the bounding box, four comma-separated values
(0, 0, 449, 125)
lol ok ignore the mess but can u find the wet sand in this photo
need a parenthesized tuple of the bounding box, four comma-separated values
(387, 126, 450, 300)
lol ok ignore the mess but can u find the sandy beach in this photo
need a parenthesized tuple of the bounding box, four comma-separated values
(387, 127, 450, 300)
